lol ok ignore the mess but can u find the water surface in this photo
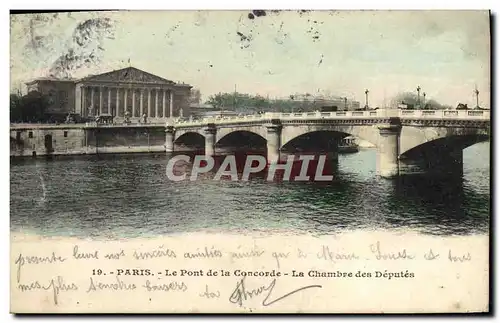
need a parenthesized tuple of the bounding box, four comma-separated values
(10, 142, 490, 238)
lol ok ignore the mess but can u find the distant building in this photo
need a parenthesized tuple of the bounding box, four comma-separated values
(25, 67, 192, 121)
(287, 95, 361, 111)
(189, 103, 219, 117)
(198, 110, 240, 118)
(189, 103, 242, 118)
(25, 78, 77, 116)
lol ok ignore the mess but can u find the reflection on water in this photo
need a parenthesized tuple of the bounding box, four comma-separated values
(10, 142, 490, 238)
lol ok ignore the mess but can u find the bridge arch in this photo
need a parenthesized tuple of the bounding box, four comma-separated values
(215, 126, 267, 144)
(174, 131, 205, 150)
(215, 130, 267, 150)
(398, 130, 489, 176)
(280, 124, 379, 150)
(399, 126, 490, 157)
(400, 134, 490, 159)
(280, 130, 343, 153)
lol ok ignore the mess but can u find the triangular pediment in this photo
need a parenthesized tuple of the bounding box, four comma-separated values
(79, 67, 175, 84)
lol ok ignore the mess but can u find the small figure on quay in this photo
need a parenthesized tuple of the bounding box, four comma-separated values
(124, 111, 131, 124)
(65, 113, 74, 124)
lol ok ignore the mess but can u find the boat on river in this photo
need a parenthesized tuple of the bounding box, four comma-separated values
(338, 136, 359, 153)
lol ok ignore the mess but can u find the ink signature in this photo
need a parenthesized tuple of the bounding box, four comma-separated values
(228, 276, 322, 307)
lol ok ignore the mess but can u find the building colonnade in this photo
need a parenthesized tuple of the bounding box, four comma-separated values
(81, 85, 175, 119)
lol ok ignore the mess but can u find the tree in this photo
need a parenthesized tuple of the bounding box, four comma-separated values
(206, 93, 225, 109)
(10, 94, 22, 122)
(10, 91, 50, 123)
(204, 91, 331, 114)
(254, 95, 268, 110)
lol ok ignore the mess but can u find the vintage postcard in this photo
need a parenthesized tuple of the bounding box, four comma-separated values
(10, 10, 490, 313)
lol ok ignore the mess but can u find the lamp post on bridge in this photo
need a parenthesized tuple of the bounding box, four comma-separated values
(474, 86, 480, 109)
(416, 86, 421, 108)
(364, 89, 369, 110)
(343, 97, 348, 111)
(423, 92, 426, 109)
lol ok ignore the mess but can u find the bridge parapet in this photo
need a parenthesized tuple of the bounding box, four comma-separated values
(173, 109, 489, 128)
(399, 109, 490, 120)
(173, 109, 397, 127)
(9, 109, 489, 131)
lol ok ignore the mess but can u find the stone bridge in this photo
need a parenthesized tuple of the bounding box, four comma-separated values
(167, 109, 490, 177)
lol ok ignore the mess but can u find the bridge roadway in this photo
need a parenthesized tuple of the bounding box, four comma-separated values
(168, 109, 490, 178)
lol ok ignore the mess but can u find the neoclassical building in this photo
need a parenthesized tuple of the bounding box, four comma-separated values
(26, 67, 192, 121)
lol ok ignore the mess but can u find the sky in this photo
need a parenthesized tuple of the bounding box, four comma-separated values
(10, 10, 491, 108)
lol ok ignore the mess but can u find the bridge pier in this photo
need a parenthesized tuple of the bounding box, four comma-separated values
(165, 125, 175, 152)
(399, 149, 464, 177)
(377, 119, 402, 178)
(266, 120, 282, 164)
(204, 125, 216, 157)
(444, 150, 464, 177)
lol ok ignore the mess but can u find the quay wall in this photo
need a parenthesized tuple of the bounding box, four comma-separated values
(86, 127, 166, 148)
(10, 125, 167, 157)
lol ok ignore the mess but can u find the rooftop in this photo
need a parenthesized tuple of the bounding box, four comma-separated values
(25, 66, 192, 87)
(25, 78, 77, 85)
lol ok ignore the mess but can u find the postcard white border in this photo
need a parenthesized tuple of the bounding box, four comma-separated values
(3, 1, 498, 321)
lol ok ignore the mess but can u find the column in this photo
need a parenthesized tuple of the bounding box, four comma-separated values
(99, 87, 103, 115)
(116, 87, 120, 117)
(169, 90, 174, 117)
(140, 89, 144, 116)
(90, 87, 95, 116)
(162, 89, 167, 118)
(81, 86, 86, 116)
(155, 90, 159, 119)
(165, 125, 175, 153)
(123, 89, 128, 115)
(147, 89, 152, 116)
(107, 87, 111, 115)
(377, 118, 402, 178)
(266, 120, 282, 164)
(132, 90, 136, 117)
(204, 125, 216, 157)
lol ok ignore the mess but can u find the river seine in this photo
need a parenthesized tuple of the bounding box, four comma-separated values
(10, 142, 490, 238)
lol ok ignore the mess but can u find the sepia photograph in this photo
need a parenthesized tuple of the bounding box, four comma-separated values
(9, 9, 491, 314)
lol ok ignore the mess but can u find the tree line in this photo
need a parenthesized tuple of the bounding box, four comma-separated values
(203, 92, 332, 113)
(9, 88, 479, 124)
(202, 91, 465, 112)
(10, 92, 51, 123)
